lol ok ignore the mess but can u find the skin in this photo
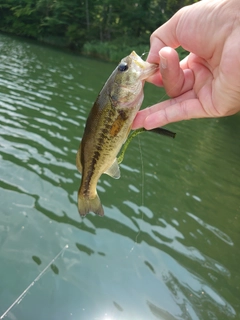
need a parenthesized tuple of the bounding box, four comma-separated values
(132, 0, 240, 130)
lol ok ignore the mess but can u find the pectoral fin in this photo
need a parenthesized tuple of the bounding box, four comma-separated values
(76, 145, 82, 173)
(104, 158, 120, 179)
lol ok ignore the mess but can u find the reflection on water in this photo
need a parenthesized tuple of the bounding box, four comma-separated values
(0, 33, 240, 320)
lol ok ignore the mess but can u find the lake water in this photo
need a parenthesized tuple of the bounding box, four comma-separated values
(0, 33, 239, 320)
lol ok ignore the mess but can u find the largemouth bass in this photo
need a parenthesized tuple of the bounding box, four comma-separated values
(76, 51, 158, 217)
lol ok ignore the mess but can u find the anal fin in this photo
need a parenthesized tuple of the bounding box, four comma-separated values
(104, 158, 120, 179)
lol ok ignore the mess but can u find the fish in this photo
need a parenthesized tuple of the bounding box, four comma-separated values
(76, 51, 158, 217)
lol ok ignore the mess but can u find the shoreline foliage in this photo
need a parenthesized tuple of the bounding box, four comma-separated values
(0, 0, 198, 62)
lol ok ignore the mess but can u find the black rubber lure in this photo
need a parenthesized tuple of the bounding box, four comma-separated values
(117, 127, 176, 164)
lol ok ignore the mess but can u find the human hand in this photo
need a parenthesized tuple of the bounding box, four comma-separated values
(132, 0, 240, 130)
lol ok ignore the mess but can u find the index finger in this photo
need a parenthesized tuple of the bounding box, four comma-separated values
(147, 12, 182, 64)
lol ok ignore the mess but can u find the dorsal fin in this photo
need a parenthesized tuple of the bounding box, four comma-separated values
(76, 145, 82, 173)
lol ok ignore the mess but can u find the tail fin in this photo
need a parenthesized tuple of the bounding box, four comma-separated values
(77, 192, 104, 217)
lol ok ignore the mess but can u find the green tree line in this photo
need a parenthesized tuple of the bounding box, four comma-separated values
(0, 0, 198, 61)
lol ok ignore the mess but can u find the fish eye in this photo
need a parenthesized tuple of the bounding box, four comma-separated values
(118, 62, 128, 72)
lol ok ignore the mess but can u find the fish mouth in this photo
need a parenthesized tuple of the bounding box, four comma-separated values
(130, 51, 158, 80)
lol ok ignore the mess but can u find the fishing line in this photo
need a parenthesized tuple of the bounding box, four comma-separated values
(126, 50, 182, 255)
(141, 52, 149, 59)
(0, 244, 69, 319)
(128, 136, 144, 254)
(138, 135, 145, 210)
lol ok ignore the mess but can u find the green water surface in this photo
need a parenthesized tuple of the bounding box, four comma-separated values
(0, 33, 239, 320)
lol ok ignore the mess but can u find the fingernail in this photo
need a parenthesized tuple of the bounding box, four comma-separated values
(160, 53, 167, 69)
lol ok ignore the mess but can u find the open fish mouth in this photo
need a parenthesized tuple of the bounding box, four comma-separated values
(128, 51, 158, 80)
